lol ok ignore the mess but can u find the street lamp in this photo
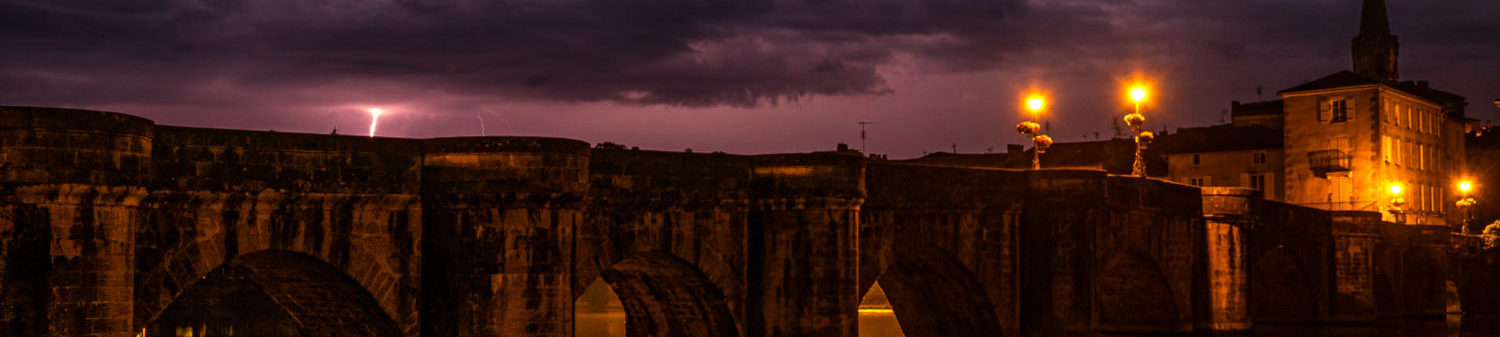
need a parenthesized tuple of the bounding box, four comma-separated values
(1458, 180, 1476, 233)
(1017, 94, 1053, 169)
(1389, 183, 1407, 224)
(1124, 85, 1153, 177)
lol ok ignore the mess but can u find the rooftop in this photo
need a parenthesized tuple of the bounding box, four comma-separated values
(1156, 125, 1283, 154)
(1279, 71, 1467, 108)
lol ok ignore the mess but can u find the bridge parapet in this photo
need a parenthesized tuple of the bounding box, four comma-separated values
(749, 153, 864, 337)
(580, 149, 753, 337)
(150, 125, 423, 193)
(419, 136, 589, 337)
(0, 107, 152, 336)
(862, 163, 1026, 337)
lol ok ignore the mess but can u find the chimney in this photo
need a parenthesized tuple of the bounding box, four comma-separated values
(1417, 80, 1429, 88)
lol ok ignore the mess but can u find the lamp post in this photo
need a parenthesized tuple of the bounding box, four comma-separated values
(1017, 94, 1053, 169)
(1125, 86, 1153, 177)
(1458, 180, 1476, 233)
(1389, 183, 1407, 224)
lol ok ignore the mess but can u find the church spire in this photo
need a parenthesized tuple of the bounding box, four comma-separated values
(1358, 0, 1391, 36)
(1352, 0, 1399, 82)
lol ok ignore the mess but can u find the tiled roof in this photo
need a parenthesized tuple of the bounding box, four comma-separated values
(1231, 100, 1283, 117)
(1156, 125, 1283, 154)
(1279, 71, 1467, 106)
(1278, 71, 1382, 94)
(1393, 81, 1466, 106)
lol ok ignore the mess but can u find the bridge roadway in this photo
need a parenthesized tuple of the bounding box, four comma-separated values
(2, 106, 1496, 337)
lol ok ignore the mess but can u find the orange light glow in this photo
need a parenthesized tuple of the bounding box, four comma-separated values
(1459, 180, 1473, 193)
(1120, 74, 1155, 107)
(1026, 95, 1046, 114)
(1389, 184, 1404, 195)
(1130, 87, 1147, 103)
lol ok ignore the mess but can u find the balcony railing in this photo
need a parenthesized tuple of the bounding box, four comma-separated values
(1308, 150, 1352, 177)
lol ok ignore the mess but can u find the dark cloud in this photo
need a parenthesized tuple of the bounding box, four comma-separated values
(0, 0, 1496, 156)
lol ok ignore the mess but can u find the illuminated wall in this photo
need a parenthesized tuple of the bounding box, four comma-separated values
(1281, 85, 1464, 225)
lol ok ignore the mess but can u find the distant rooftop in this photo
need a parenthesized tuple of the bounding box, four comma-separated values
(1156, 125, 1282, 154)
(904, 137, 1167, 176)
(1231, 100, 1283, 117)
(1279, 71, 1466, 109)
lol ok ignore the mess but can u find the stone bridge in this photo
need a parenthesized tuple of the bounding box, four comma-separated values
(0, 106, 1493, 337)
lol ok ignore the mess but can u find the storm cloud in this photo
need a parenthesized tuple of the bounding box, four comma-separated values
(1, 0, 1496, 156)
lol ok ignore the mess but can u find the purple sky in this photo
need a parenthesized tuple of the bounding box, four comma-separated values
(3, 0, 1497, 158)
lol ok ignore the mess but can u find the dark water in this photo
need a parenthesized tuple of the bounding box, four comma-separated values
(576, 311, 1500, 337)
(577, 280, 1500, 337)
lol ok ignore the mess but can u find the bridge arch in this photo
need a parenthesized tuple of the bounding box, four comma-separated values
(577, 251, 740, 337)
(873, 242, 1001, 337)
(1251, 246, 1320, 323)
(143, 250, 402, 337)
(1096, 250, 1182, 332)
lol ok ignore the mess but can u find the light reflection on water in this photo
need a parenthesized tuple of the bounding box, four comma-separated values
(573, 279, 1499, 337)
(576, 312, 1500, 337)
(575, 312, 627, 337)
(858, 310, 906, 337)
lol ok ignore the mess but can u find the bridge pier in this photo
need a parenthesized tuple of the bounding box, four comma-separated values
(0, 108, 153, 337)
(748, 154, 863, 337)
(419, 138, 590, 337)
(7, 106, 1500, 337)
(1196, 187, 1254, 333)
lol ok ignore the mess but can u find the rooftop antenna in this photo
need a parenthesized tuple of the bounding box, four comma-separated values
(1256, 85, 1264, 101)
(858, 121, 875, 154)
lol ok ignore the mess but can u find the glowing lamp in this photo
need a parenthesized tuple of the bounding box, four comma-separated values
(1460, 181, 1473, 193)
(1389, 184, 1404, 196)
(1026, 95, 1046, 114)
(1129, 87, 1148, 103)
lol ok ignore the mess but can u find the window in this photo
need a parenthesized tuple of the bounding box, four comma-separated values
(1392, 141, 1402, 166)
(1419, 144, 1426, 171)
(1330, 137, 1350, 150)
(1253, 152, 1267, 164)
(1420, 111, 1429, 134)
(1403, 106, 1411, 128)
(1324, 98, 1350, 123)
(1249, 174, 1266, 191)
(1391, 102, 1398, 125)
(1189, 177, 1207, 186)
(1383, 99, 1391, 123)
(1192, 154, 1200, 165)
(1382, 136, 1391, 163)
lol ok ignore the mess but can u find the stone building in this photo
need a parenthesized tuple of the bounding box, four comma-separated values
(913, 0, 1473, 226)
(1159, 125, 1284, 200)
(1166, 0, 1470, 226)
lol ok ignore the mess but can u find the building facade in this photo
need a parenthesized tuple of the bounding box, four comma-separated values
(1162, 125, 1284, 200)
(1168, 0, 1469, 226)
